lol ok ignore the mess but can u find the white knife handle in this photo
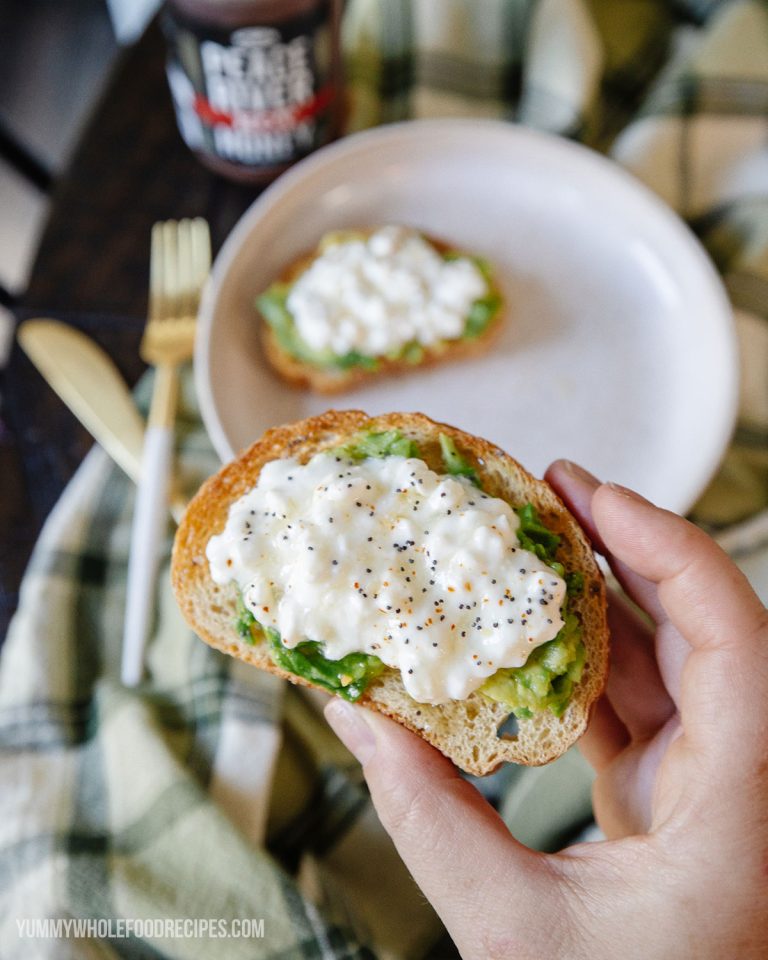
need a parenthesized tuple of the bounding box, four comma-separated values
(121, 424, 173, 686)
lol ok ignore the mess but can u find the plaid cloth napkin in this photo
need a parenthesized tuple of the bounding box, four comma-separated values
(3, 1, 768, 957)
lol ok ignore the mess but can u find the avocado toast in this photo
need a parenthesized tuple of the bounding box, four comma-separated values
(172, 411, 609, 775)
(257, 227, 504, 394)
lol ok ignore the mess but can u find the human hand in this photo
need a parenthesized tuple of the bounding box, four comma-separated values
(324, 463, 768, 959)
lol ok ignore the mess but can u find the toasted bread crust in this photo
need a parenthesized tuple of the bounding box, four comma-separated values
(258, 233, 504, 394)
(172, 411, 609, 775)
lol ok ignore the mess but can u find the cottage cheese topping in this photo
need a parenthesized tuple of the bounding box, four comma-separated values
(285, 226, 489, 357)
(207, 452, 566, 704)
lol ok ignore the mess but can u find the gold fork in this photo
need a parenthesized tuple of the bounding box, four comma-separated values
(122, 217, 211, 687)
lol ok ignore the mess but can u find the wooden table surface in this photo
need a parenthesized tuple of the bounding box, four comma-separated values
(1, 20, 262, 641)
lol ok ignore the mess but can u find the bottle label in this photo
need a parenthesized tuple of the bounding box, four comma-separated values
(163, 7, 336, 170)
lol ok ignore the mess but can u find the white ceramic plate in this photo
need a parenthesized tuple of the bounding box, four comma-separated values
(197, 119, 738, 513)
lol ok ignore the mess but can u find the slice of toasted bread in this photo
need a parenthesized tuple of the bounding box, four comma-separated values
(172, 412, 608, 775)
(258, 231, 504, 395)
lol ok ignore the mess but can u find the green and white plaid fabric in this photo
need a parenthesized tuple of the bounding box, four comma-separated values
(3, 1, 768, 956)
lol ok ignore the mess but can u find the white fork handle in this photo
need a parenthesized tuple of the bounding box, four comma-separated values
(121, 424, 173, 686)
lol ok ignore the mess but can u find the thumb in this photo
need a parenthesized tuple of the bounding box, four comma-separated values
(324, 699, 569, 958)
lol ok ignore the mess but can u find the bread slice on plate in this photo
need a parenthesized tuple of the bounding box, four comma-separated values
(172, 411, 608, 775)
(256, 227, 505, 394)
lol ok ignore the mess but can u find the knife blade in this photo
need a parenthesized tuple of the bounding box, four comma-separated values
(17, 319, 186, 522)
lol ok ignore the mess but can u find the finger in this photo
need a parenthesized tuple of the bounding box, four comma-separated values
(548, 463, 692, 718)
(592, 484, 768, 658)
(547, 462, 676, 731)
(605, 592, 675, 738)
(324, 699, 567, 957)
(544, 460, 607, 551)
(578, 694, 629, 771)
(592, 484, 768, 745)
(545, 461, 667, 624)
(653, 618, 690, 707)
(591, 715, 682, 839)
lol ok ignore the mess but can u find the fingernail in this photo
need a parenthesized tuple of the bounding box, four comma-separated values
(561, 460, 600, 485)
(605, 482, 649, 503)
(324, 699, 377, 765)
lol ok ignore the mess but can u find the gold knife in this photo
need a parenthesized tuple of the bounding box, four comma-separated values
(17, 319, 186, 522)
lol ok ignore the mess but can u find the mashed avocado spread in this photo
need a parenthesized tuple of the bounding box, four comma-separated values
(234, 430, 585, 717)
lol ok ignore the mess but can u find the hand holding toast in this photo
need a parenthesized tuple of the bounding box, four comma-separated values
(326, 466, 768, 959)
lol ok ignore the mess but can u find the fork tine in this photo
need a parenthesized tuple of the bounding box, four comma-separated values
(176, 218, 195, 320)
(149, 222, 165, 321)
(190, 217, 211, 312)
(161, 220, 179, 322)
